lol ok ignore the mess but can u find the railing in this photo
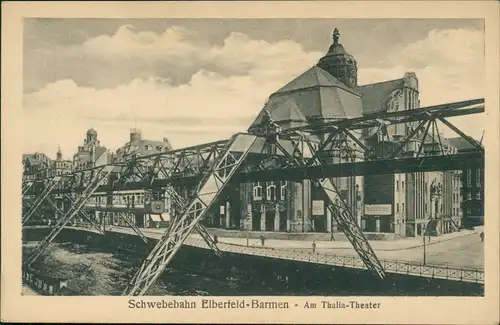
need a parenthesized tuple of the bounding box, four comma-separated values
(183, 237, 484, 284)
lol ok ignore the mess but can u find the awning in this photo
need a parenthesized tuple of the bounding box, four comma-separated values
(150, 215, 162, 222)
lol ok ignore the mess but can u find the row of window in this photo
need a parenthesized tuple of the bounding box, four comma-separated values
(466, 169, 483, 186)
(252, 181, 288, 201)
(465, 192, 482, 200)
(85, 191, 165, 207)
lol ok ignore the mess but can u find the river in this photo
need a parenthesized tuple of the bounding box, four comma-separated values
(22, 241, 484, 296)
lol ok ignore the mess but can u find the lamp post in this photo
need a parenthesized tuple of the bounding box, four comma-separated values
(422, 226, 427, 265)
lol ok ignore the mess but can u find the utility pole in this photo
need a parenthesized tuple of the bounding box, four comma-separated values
(422, 226, 427, 265)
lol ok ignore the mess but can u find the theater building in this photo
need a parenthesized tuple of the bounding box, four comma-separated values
(211, 28, 463, 237)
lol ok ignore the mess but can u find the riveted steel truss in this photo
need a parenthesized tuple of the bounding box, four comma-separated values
(273, 130, 386, 279)
(21, 98, 485, 295)
(22, 176, 62, 225)
(59, 194, 105, 235)
(123, 133, 259, 296)
(22, 181, 34, 196)
(164, 186, 223, 258)
(114, 212, 148, 244)
(24, 165, 114, 267)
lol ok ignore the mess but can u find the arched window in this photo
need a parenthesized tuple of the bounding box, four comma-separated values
(253, 182, 263, 200)
(267, 182, 276, 201)
(280, 181, 288, 201)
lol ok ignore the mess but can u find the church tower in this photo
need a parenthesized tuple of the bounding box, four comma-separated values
(317, 28, 358, 89)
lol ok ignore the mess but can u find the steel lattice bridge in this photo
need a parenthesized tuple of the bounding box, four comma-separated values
(22, 98, 485, 296)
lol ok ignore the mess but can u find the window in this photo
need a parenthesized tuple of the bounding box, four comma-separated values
(467, 169, 472, 186)
(396, 181, 399, 190)
(402, 203, 405, 213)
(475, 192, 481, 200)
(267, 183, 276, 201)
(396, 203, 399, 213)
(402, 181, 405, 190)
(253, 182, 262, 200)
(425, 203, 428, 213)
(280, 181, 288, 201)
(467, 192, 472, 200)
(476, 169, 481, 186)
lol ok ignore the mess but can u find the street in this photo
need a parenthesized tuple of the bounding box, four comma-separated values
(129, 226, 484, 269)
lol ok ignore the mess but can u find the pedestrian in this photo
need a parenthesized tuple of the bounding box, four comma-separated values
(480, 231, 484, 242)
(312, 240, 316, 253)
(214, 235, 218, 244)
(260, 234, 265, 246)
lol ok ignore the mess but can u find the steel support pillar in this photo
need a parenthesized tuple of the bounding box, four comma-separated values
(274, 133, 386, 280)
(116, 212, 149, 244)
(24, 166, 114, 268)
(165, 186, 223, 258)
(123, 134, 258, 296)
(22, 176, 62, 225)
(45, 194, 105, 235)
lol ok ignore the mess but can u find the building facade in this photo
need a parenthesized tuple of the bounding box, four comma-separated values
(73, 128, 112, 171)
(113, 128, 172, 163)
(211, 28, 465, 237)
(49, 148, 72, 177)
(448, 137, 485, 229)
(23, 152, 52, 181)
(96, 129, 174, 229)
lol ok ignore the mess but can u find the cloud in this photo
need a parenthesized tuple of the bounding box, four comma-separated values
(81, 25, 323, 77)
(358, 28, 485, 140)
(24, 26, 486, 159)
(23, 70, 310, 159)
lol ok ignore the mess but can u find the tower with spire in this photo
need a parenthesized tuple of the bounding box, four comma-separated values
(317, 28, 358, 89)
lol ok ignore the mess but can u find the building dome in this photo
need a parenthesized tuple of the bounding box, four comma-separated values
(87, 128, 98, 136)
(317, 28, 358, 89)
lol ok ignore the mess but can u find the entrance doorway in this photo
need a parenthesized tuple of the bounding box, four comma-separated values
(265, 211, 274, 231)
(279, 211, 287, 231)
(252, 211, 261, 231)
(313, 216, 327, 232)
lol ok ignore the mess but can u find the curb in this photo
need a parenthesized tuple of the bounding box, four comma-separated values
(218, 232, 478, 252)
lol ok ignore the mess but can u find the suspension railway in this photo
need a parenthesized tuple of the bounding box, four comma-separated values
(22, 98, 485, 296)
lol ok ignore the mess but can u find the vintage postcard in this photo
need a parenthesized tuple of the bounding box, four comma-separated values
(1, 1, 499, 324)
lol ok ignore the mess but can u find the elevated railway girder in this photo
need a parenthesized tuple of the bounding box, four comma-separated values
(21, 98, 485, 295)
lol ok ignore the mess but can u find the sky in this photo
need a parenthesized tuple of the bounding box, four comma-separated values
(23, 18, 486, 160)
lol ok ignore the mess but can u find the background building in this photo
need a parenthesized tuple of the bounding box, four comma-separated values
(23, 152, 52, 181)
(448, 137, 485, 229)
(72, 128, 112, 171)
(49, 148, 72, 177)
(113, 128, 172, 163)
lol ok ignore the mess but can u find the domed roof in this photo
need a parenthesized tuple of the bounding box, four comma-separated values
(321, 28, 356, 61)
(86, 128, 97, 135)
(248, 65, 363, 133)
(317, 28, 358, 89)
